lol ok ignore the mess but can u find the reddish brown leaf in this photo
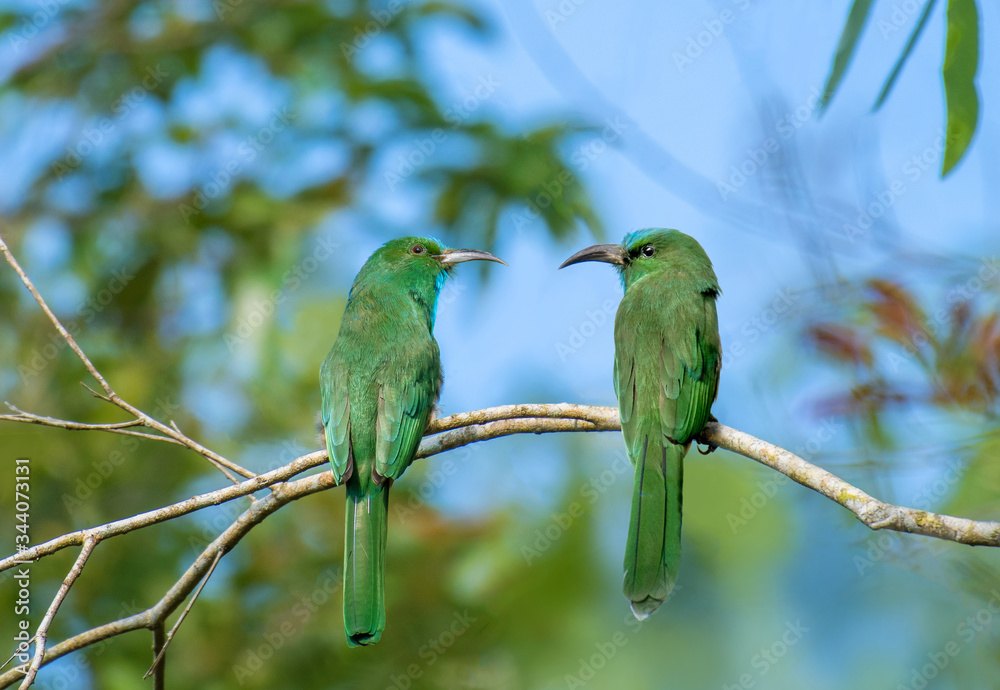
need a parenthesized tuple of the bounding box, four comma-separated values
(807, 323, 873, 367)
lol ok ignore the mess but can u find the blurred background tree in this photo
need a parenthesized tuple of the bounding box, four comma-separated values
(1, 0, 999, 689)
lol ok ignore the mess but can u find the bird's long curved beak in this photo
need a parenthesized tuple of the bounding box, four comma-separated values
(558, 243, 625, 269)
(434, 248, 507, 266)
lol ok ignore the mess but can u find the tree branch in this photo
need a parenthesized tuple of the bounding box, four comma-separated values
(0, 450, 328, 574)
(2, 402, 998, 686)
(4, 404, 997, 579)
(428, 404, 1000, 546)
(143, 549, 223, 680)
(702, 421, 1000, 545)
(0, 473, 333, 689)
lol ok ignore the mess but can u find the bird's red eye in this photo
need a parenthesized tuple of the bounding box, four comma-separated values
(411, 245, 425, 255)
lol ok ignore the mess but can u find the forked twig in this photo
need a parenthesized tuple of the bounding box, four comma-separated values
(144, 549, 224, 680)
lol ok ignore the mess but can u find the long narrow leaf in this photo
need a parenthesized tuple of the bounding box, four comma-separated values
(941, 0, 979, 176)
(873, 0, 939, 110)
(820, 0, 875, 112)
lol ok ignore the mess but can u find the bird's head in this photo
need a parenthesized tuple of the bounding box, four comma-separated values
(377, 236, 505, 270)
(354, 236, 506, 298)
(559, 228, 716, 292)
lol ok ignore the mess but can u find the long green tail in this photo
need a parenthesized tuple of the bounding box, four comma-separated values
(344, 481, 389, 647)
(623, 436, 684, 619)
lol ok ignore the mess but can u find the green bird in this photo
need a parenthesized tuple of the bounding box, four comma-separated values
(320, 237, 505, 647)
(560, 229, 721, 618)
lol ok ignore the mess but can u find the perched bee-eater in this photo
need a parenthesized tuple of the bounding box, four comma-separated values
(560, 229, 721, 618)
(321, 237, 505, 646)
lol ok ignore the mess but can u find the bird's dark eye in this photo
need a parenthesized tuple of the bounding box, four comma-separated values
(411, 245, 425, 255)
(642, 245, 656, 257)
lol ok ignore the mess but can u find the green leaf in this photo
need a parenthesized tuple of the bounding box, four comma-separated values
(941, 0, 980, 176)
(873, 0, 938, 110)
(820, 0, 875, 112)
(413, 1, 489, 33)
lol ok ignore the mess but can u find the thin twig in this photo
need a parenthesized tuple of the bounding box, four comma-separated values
(144, 549, 224, 679)
(18, 536, 98, 689)
(0, 405, 185, 445)
(0, 640, 32, 673)
(0, 238, 113, 397)
(0, 235, 255, 482)
(2, 406, 144, 429)
(0, 405, 245, 483)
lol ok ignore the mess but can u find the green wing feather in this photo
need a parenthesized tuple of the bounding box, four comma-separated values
(320, 356, 352, 484)
(375, 346, 439, 481)
(658, 312, 721, 444)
